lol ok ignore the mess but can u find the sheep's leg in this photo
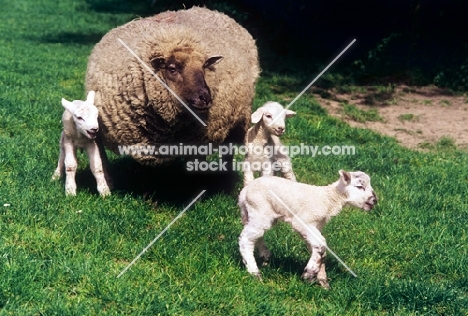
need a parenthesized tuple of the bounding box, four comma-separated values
(239, 224, 268, 280)
(256, 237, 271, 266)
(261, 168, 273, 177)
(243, 169, 255, 187)
(297, 225, 330, 289)
(86, 142, 111, 197)
(96, 136, 113, 190)
(302, 244, 329, 289)
(279, 158, 296, 182)
(52, 133, 65, 180)
(316, 257, 329, 289)
(62, 138, 78, 196)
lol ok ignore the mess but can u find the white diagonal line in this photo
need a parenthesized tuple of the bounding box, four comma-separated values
(269, 39, 356, 126)
(117, 190, 206, 278)
(269, 190, 357, 278)
(117, 38, 207, 127)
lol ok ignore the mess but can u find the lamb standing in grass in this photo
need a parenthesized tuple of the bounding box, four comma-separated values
(243, 101, 296, 186)
(238, 170, 377, 289)
(52, 91, 111, 196)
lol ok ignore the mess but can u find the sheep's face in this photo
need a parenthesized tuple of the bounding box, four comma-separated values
(71, 104, 100, 139)
(251, 102, 296, 136)
(151, 50, 223, 112)
(339, 170, 377, 211)
(61, 91, 100, 139)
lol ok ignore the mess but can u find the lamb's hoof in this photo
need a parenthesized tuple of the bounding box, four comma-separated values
(319, 280, 331, 290)
(302, 272, 331, 289)
(51, 173, 61, 181)
(99, 187, 111, 197)
(302, 270, 317, 283)
(65, 188, 77, 196)
(251, 272, 263, 282)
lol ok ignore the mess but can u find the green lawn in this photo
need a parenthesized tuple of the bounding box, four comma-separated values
(0, 0, 467, 314)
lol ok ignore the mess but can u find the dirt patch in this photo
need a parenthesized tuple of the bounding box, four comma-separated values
(312, 85, 468, 150)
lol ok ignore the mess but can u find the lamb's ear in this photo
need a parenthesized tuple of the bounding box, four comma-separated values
(61, 98, 77, 114)
(285, 109, 296, 118)
(204, 55, 223, 68)
(339, 170, 352, 185)
(251, 108, 265, 123)
(150, 57, 165, 70)
(86, 90, 95, 104)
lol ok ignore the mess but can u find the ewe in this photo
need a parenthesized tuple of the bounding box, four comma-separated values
(238, 170, 377, 289)
(243, 101, 296, 186)
(52, 91, 111, 197)
(86, 7, 259, 166)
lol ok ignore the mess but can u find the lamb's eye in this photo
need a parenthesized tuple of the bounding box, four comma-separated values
(356, 185, 365, 190)
(264, 114, 272, 119)
(76, 116, 84, 121)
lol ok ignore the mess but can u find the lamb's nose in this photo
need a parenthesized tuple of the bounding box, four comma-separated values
(90, 128, 99, 133)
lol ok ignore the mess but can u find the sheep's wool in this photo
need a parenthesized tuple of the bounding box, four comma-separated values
(86, 7, 259, 165)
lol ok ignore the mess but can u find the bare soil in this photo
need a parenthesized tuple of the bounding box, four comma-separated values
(312, 85, 468, 150)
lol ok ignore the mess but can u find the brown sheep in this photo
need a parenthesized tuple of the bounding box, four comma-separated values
(85, 7, 260, 165)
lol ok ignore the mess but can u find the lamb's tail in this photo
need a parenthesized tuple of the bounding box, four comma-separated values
(238, 187, 249, 225)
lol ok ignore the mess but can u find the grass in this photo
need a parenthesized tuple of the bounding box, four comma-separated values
(398, 113, 419, 122)
(1, 0, 467, 315)
(439, 99, 452, 107)
(341, 102, 383, 123)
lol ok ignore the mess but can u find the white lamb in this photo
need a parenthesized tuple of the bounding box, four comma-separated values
(238, 170, 377, 289)
(243, 101, 296, 186)
(52, 91, 111, 197)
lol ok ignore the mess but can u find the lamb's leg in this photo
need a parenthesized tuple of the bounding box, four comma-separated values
(302, 244, 329, 289)
(275, 153, 296, 182)
(86, 142, 111, 197)
(299, 226, 330, 289)
(52, 133, 65, 180)
(260, 165, 273, 177)
(62, 138, 78, 196)
(96, 135, 113, 190)
(243, 169, 255, 187)
(239, 224, 268, 280)
(316, 256, 329, 289)
(279, 158, 296, 182)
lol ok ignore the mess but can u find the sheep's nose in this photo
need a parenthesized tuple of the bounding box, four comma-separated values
(90, 128, 99, 133)
(199, 94, 211, 104)
(276, 127, 285, 133)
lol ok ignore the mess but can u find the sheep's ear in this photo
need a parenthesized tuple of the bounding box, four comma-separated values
(339, 170, 352, 185)
(251, 108, 265, 123)
(62, 98, 76, 114)
(204, 55, 223, 68)
(285, 109, 296, 118)
(150, 57, 165, 70)
(61, 98, 77, 114)
(86, 90, 95, 104)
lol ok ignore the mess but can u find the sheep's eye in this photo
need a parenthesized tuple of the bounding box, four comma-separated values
(76, 116, 84, 121)
(264, 114, 272, 119)
(356, 185, 365, 190)
(167, 64, 177, 73)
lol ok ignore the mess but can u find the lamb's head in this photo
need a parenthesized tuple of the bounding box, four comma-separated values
(61, 91, 99, 139)
(251, 101, 296, 136)
(337, 170, 377, 211)
(151, 49, 223, 112)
